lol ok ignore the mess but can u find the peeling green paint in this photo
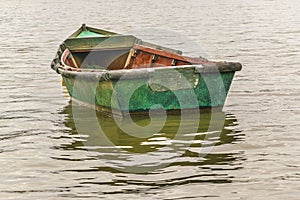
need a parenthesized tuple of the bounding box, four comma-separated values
(62, 71, 235, 113)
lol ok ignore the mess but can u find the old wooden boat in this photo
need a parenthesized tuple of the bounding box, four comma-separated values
(51, 24, 242, 115)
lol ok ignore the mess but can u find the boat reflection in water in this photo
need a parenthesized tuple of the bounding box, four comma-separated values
(58, 101, 245, 176)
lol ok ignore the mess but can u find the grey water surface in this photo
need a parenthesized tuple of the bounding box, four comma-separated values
(0, 0, 299, 199)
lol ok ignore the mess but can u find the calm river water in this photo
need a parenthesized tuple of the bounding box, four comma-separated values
(1, 0, 299, 199)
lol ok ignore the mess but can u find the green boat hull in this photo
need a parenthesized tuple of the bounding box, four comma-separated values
(51, 25, 242, 115)
(62, 70, 235, 114)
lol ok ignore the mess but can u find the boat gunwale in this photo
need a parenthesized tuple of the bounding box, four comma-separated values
(57, 49, 242, 81)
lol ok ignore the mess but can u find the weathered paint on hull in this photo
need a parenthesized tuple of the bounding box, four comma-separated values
(51, 25, 242, 116)
(62, 71, 235, 114)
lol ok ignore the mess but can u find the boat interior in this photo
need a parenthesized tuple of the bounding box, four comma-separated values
(62, 44, 208, 71)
